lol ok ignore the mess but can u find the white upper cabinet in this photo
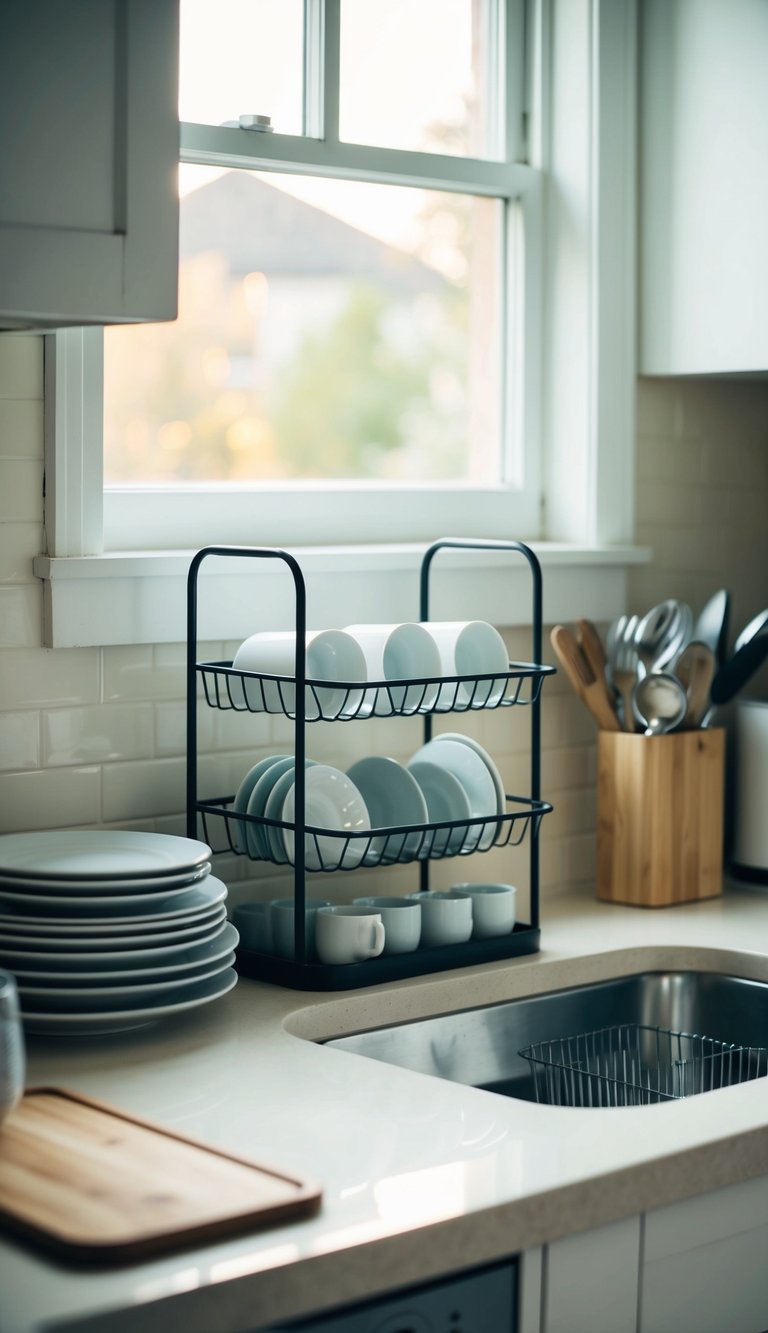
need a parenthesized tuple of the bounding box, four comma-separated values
(0, 0, 179, 329)
(640, 0, 768, 375)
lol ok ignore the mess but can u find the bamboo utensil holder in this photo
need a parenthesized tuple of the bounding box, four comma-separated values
(597, 728, 725, 907)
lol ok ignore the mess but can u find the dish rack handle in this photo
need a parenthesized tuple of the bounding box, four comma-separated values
(186, 545, 311, 957)
(418, 538, 544, 917)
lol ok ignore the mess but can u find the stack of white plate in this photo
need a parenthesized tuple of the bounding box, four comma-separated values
(0, 831, 238, 1035)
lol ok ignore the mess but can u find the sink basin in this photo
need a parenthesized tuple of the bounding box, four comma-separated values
(325, 971, 768, 1106)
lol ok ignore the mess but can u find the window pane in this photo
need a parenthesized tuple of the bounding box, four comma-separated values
(339, 0, 500, 158)
(104, 167, 502, 487)
(179, 0, 303, 135)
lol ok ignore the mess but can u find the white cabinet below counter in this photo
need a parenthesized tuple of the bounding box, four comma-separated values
(640, 0, 768, 375)
(522, 1172, 768, 1333)
(0, 0, 178, 330)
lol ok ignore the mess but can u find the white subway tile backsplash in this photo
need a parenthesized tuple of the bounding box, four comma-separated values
(101, 756, 186, 822)
(0, 335, 43, 400)
(635, 378, 679, 437)
(0, 460, 43, 522)
(0, 711, 39, 771)
(0, 399, 43, 458)
(0, 584, 41, 649)
(0, 524, 43, 583)
(0, 646, 100, 709)
(155, 700, 214, 757)
(542, 745, 596, 793)
(42, 704, 154, 767)
(0, 765, 101, 833)
(102, 645, 159, 702)
(212, 705, 271, 752)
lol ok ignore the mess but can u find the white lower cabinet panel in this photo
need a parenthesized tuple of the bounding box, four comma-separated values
(641, 1175, 768, 1333)
(543, 1215, 641, 1333)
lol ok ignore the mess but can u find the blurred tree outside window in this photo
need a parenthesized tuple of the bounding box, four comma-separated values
(104, 0, 506, 491)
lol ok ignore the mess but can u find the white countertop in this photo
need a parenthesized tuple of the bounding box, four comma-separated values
(4, 882, 768, 1333)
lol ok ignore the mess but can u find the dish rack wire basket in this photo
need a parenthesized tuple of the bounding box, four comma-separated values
(186, 538, 555, 989)
(520, 1023, 768, 1107)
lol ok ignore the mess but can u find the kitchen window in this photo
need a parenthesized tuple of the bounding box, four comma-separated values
(39, 0, 642, 646)
(100, 0, 537, 549)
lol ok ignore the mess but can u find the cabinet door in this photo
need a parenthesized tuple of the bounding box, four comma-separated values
(641, 1174, 768, 1333)
(0, 0, 178, 329)
(640, 0, 768, 374)
(544, 1216, 641, 1333)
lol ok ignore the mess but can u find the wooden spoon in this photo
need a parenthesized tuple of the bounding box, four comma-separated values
(675, 640, 716, 729)
(550, 625, 621, 731)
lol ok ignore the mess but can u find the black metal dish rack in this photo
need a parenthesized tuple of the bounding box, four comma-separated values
(186, 538, 555, 990)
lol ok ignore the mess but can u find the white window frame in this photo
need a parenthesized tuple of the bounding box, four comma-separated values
(37, 0, 645, 647)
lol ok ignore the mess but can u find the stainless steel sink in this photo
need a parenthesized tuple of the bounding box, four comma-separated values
(325, 971, 768, 1105)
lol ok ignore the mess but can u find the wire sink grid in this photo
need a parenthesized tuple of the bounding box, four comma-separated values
(520, 1023, 768, 1107)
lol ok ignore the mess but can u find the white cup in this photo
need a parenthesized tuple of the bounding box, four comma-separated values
(453, 882, 517, 939)
(231, 901, 274, 953)
(424, 620, 509, 709)
(344, 623, 441, 714)
(353, 896, 422, 954)
(232, 630, 367, 718)
(270, 897, 332, 960)
(0, 971, 25, 1124)
(315, 905, 386, 965)
(407, 890, 473, 947)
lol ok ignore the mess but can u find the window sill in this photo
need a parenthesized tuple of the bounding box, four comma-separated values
(33, 543, 650, 648)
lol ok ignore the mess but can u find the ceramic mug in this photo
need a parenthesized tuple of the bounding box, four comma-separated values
(407, 890, 473, 948)
(315, 905, 385, 965)
(232, 630, 367, 718)
(353, 896, 422, 954)
(0, 970, 25, 1123)
(343, 623, 441, 714)
(231, 901, 274, 953)
(453, 883, 517, 939)
(424, 620, 509, 709)
(270, 897, 332, 960)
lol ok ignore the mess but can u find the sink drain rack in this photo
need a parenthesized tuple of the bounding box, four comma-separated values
(520, 1023, 768, 1107)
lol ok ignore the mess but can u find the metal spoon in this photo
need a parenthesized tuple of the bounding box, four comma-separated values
(634, 600, 693, 676)
(633, 672, 687, 736)
(693, 589, 731, 668)
(675, 640, 716, 729)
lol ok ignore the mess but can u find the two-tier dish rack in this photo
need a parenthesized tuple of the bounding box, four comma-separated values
(186, 538, 554, 989)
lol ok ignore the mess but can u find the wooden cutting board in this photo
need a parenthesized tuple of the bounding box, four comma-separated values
(0, 1087, 322, 1262)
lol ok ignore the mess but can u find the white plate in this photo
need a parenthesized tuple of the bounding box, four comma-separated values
(0, 830, 211, 881)
(407, 738, 499, 852)
(262, 764, 313, 863)
(0, 899, 225, 937)
(433, 732, 506, 815)
(19, 968, 238, 1035)
(232, 754, 289, 854)
(282, 766, 370, 871)
(0, 922, 238, 975)
(0, 877, 227, 925)
(345, 756, 429, 863)
(0, 880, 205, 911)
(0, 904, 228, 952)
(406, 759, 473, 855)
(247, 757, 301, 860)
(17, 953, 236, 1002)
(0, 861, 211, 895)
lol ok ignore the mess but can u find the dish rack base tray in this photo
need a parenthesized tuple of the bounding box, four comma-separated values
(235, 922, 540, 990)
